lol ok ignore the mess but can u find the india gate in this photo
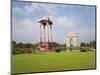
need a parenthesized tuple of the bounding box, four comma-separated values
(66, 32, 78, 51)
(38, 16, 53, 51)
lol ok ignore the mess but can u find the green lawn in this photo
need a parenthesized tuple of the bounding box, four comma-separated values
(12, 51, 96, 74)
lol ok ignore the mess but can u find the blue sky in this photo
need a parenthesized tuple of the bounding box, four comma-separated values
(12, 1, 96, 44)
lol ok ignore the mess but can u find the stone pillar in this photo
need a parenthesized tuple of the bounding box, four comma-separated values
(66, 38, 70, 47)
(73, 37, 77, 47)
(45, 25, 48, 42)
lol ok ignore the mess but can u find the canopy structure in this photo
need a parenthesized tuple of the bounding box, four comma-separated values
(38, 16, 53, 51)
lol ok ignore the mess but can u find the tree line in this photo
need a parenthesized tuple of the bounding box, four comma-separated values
(12, 40, 96, 55)
(80, 41, 96, 49)
(12, 41, 37, 55)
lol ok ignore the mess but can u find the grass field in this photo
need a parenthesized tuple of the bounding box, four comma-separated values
(12, 51, 96, 74)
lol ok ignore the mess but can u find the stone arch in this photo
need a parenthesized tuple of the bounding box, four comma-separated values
(66, 32, 78, 48)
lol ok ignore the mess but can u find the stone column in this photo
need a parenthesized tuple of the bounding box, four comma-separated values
(66, 37, 70, 52)
(66, 38, 70, 47)
(45, 25, 48, 42)
(73, 37, 77, 47)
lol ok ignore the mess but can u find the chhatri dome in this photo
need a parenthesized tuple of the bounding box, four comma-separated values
(39, 16, 53, 27)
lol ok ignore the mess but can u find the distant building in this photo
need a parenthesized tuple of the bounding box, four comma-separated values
(66, 32, 78, 47)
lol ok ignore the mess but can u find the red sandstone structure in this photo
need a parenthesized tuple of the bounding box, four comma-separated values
(38, 16, 53, 51)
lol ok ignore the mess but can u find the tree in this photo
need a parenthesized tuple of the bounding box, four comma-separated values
(12, 41, 17, 54)
(17, 43, 24, 48)
(52, 42, 60, 47)
(24, 43, 32, 48)
(80, 42, 86, 47)
(12, 41, 16, 44)
(80, 41, 96, 52)
(80, 42, 90, 47)
(89, 41, 96, 49)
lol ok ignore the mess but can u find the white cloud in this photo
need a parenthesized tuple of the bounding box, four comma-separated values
(48, 16, 95, 44)
(39, 4, 57, 15)
(13, 7, 24, 13)
(24, 3, 40, 13)
(24, 5, 34, 13)
(13, 3, 59, 16)
(13, 3, 40, 16)
(55, 16, 77, 28)
(12, 17, 39, 43)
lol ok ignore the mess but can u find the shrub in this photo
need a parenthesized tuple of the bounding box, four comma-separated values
(55, 49, 61, 52)
(80, 47, 86, 52)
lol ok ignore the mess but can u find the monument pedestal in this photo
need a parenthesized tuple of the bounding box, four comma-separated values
(38, 42, 53, 52)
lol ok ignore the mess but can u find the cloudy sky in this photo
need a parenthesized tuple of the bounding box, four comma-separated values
(12, 1, 96, 44)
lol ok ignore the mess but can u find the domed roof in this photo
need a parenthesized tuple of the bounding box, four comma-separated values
(39, 16, 53, 25)
(67, 32, 77, 37)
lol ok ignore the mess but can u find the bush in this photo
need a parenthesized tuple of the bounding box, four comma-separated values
(80, 47, 86, 52)
(12, 48, 24, 55)
(80, 49, 86, 52)
(55, 49, 61, 52)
